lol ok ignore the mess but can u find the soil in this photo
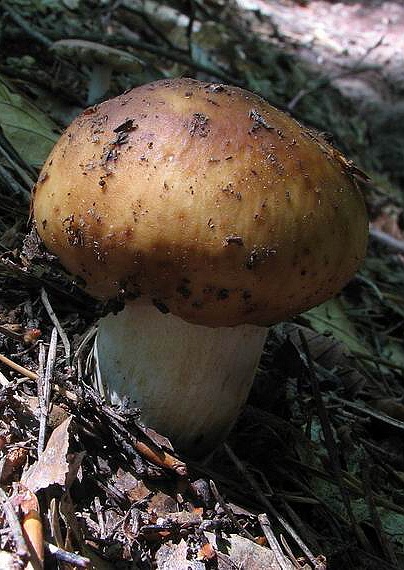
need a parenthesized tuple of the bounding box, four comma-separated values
(238, 0, 404, 104)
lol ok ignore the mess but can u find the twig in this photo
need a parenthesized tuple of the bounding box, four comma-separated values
(93, 497, 105, 539)
(0, 353, 37, 381)
(209, 480, 256, 542)
(258, 513, 293, 569)
(0, 164, 31, 203)
(369, 227, 404, 254)
(45, 542, 90, 567)
(3, 2, 52, 47)
(37, 328, 58, 455)
(0, 487, 29, 563)
(360, 457, 398, 566)
(41, 288, 71, 365)
(22, 507, 44, 570)
(224, 443, 319, 566)
(86, 386, 188, 476)
(0, 369, 10, 387)
(127, 433, 187, 476)
(36, 343, 46, 456)
(330, 394, 404, 431)
(350, 350, 404, 373)
(298, 331, 372, 554)
(73, 325, 97, 383)
(0, 142, 35, 190)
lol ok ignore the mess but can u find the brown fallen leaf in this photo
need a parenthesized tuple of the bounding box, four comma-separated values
(196, 541, 217, 562)
(114, 468, 152, 503)
(283, 323, 366, 395)
(0, 447, 29, 484)
(206, 531, 295, 570)
(155, 539, 205, 569)
(21, 417, 84, 494)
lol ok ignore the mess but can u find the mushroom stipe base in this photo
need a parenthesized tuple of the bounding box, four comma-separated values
(94, 303, 268, 456)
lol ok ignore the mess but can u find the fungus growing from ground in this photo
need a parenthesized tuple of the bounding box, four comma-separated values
(32, 78, 368, 456)
(50, 40, 144, 104)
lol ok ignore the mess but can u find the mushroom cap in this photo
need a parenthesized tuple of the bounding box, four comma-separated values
(50, 39, 144, 72)
(33, 78, 368, 327)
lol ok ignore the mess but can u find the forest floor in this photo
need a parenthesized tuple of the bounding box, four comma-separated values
(0, 1, 404, 569)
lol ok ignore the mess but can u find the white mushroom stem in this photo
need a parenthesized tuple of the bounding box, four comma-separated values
(94, 303, 268, 456)
(87, 64, 112, 105)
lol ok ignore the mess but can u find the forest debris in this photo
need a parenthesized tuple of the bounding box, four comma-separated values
(0, 446, 29, 484)
(0, 352, 37, 381)
(21, 417, 83, 493)
(258, 513, 294, 569)
(147, 491, 178, 517)
(0, 486, 28, 564)
(0, 551, 16, 569)
(155, 539, 205, 569)
(40, 289, 70, 365)
(13, 484, 44, 569)
(196, 541, 217, 562)
(45, 541, 91, 567)
(282, 323, 367, 396)
(113, 468, 152, 503)
(206, 531, 293, 570)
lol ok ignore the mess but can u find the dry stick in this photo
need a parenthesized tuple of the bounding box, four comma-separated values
(0, 369, 10, 387)
(258, 513, 293, 569)
(298, 331, 372, 555)
(0, 353, 77, 403)
(45, 542, 90, 568)
(41, 288, 71, 366)
(37, 328, 57, 456)
(73, 325, 97, 382)
(0, 353, 38, 381)
(95, 394, 188, 476)
(22, 509, 44, 570)
(223, 443, 319, 567)
(209, 480, 256, 543)
(360, 458, 399, 566)
(36, 344, 46, 457)
(0, 487, 29, 563)
(3, 2, 53, 47)
(351, 350, 404, 374)
(330, 394, 404, 431)
(0, 142, 35, 190)
(93, 497, 106, 540)
(369, 227, 404, 255)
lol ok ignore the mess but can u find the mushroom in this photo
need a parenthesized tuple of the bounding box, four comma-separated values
(32, 78, 368, 456)
(50, 40, 145, 104)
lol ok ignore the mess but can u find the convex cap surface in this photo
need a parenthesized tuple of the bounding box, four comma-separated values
(33, 78, 368, 326)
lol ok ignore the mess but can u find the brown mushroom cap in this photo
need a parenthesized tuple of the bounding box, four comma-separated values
(33, 78, 368, 327)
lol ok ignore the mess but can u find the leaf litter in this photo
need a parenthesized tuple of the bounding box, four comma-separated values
(0, 1, 404, 568)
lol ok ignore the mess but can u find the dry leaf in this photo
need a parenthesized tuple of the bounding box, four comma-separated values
(0, 447, 29, 483)
(22, 417, 83, 493)
(206, 532, 294, 570)
(147, 491, 177, 517)
(196, 541, 217, 561)
(114, 468, 152, 503)
(156, 539, 205, 569)
(284, 323, 366, 395)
